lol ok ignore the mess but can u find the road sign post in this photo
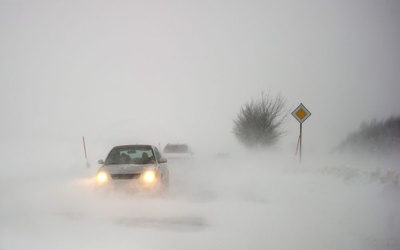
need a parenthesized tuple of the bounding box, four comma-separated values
(292, 103, 311, 164)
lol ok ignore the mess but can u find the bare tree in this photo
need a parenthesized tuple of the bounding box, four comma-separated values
(233, 92, 289, 149)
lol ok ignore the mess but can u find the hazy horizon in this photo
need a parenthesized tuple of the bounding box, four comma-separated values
(1, 0, 399, 155)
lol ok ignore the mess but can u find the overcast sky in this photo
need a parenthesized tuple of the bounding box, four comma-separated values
(1, 0, 399, 155)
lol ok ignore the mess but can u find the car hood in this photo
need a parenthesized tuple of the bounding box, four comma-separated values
(99, 164, 156, 174)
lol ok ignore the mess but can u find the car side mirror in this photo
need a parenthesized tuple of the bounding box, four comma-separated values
(158, 157, 168, 163)
(98, 159, 104, 164)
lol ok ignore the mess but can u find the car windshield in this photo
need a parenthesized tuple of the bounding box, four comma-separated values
(105, 145, 156, 165)
(164, 144, 189, 153)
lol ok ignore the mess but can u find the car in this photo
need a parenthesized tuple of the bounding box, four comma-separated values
(163, 143, 194, 166)
(95, 144, 169, 191)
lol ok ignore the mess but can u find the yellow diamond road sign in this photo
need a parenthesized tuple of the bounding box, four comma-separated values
(292, 103, 311, 123)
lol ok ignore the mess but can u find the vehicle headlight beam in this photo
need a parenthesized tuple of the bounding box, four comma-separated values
(142, 170, 156, 183)
(96, 172, 109, 184)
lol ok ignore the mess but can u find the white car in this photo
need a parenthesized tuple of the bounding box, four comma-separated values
(96, 144, 169, 191)
(163, 143, 194, 166)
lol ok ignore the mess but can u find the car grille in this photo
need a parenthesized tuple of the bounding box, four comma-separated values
(110, 174, 141, 180)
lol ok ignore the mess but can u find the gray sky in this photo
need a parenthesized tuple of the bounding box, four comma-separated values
(1, 0, 399, 154)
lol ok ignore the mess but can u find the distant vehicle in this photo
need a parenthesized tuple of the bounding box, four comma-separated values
(163, 143, 194, 165)
(96, 145, 169, 191)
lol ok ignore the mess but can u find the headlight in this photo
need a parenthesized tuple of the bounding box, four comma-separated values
(142, 170, 156, 183)
(96, 172, 109, 184)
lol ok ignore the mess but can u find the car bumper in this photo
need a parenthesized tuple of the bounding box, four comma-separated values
(95, 177, 163, 192)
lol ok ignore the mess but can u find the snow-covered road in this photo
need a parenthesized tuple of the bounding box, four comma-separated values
(1, 154, 399, 250)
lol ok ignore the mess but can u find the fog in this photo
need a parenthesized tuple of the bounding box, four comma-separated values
(2, 0, 400, 151)
(1, 0, 400, 249)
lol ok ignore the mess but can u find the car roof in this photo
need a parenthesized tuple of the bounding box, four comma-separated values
(112, 144, 155, 149)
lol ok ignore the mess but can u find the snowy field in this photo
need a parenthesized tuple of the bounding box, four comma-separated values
(1, 142, 399, 250)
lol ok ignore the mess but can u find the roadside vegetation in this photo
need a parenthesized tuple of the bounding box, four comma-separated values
(233, 92, 289, 150)
(338, 115, 400, 156)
